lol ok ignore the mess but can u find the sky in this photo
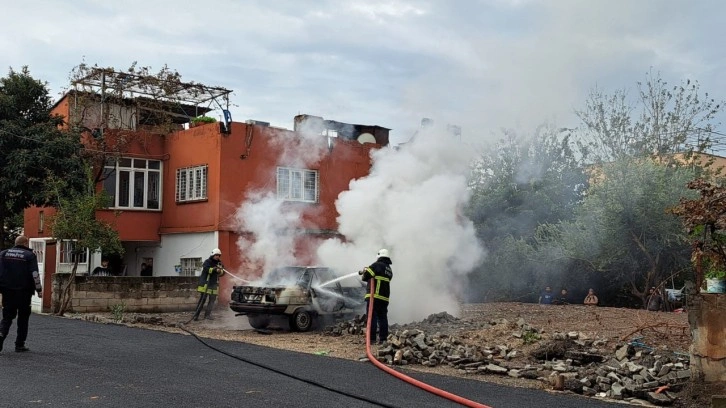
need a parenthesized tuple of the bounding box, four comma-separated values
(3, 0, 726, 146)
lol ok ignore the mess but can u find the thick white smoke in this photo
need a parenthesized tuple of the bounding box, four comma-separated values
(318, 125, 484, 324)
(235, 191, 301, 280)
(234, 121, 327, 280)
(234, 118, 484, 322)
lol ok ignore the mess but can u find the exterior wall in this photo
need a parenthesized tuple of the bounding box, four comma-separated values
(120, 241, 162, 277)
(155, 231, 217, 277)
(51, 97, 70, 124)
(43, 242, 57, 312)
(162, 121, 378, 276)
(24, 207, 55, 240)
(27, 93, 384, 311)
(51, 275, 199, 313)
(160, 122, 221, 234)
(672, 152, 726, 175)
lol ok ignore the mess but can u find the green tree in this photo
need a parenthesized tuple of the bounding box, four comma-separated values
(50, 167, 123, 316)
(466, 125, 588, 301)
(576, 70, 723, 163)
(545, 160, 696, 307)
(0, 67, 85, 247)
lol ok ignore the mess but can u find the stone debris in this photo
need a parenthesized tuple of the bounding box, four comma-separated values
(324, 313, 690, 406)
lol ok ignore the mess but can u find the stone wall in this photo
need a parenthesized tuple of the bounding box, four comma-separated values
(51, 275, 200, 313)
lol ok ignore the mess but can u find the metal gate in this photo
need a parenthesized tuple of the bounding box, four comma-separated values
(29, 238, 46, 313)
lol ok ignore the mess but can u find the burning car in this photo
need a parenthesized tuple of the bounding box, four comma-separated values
(229, 266, 366, 332)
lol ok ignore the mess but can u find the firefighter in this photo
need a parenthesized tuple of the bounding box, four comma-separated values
(193, 248, 225, 321)
(0, 235, 43, 353)
(359, 248, 393, 345)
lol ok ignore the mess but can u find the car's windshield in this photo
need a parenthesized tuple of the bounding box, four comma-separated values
(264, 267, 305, 285)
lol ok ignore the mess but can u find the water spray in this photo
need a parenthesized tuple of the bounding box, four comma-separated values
(317, 272, 360, 288)
(223, 269, 251, 284)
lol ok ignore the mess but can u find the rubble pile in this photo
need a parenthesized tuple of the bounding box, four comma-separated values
(324, 314, 690, 406)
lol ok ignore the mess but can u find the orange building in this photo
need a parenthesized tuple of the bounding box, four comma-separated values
(23, 69, 389, 311)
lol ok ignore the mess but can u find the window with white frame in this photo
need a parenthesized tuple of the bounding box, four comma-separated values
(59, 240, 88, 264)
(180, 257, 202, 276)
(176, 165, 208, 202)
(277, 167, 319, 203)
(102, 158, 162, 210)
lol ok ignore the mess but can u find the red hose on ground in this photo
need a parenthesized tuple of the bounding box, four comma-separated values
(365, 284, 493, 408)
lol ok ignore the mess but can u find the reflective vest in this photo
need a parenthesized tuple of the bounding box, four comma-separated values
(197, 257, 224, 295)
(362, 261, 392, 302)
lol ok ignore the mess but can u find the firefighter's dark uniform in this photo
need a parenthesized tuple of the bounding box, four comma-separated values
(0, 244, 42, 352)
(193, 255, 224, 320)
(361, 256, 393, 344)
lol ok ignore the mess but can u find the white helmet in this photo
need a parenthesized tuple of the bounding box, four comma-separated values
(211, 248, 222, 256)
(377, 248, 390, 258)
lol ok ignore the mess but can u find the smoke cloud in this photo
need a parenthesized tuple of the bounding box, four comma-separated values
(234, 117, 483, 323)
(235, 191, 301, 280)
(318, 124, 484, 324)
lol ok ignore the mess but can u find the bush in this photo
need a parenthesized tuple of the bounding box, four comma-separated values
(191, 116, 217, 125)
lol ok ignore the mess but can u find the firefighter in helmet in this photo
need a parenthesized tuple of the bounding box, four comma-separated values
(193, 248, 225, 321)
(359, 248, 393, 345)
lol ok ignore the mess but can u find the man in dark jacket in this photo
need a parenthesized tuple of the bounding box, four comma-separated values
(193, 248, 225, 321)
(359, 248, 393, 345)
(0, 235, 43, 352)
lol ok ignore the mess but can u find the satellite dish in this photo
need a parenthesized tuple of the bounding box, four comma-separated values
(357, 132, 376, 144)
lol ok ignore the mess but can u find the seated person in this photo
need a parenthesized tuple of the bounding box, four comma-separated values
(552, 288, 570, 305)
(646, 287, 663, 311)
(583, 288, 599, 306)
(92, 259, 112, 276)
(538, 286, 554, 304)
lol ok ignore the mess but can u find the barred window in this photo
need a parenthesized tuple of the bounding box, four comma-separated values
(59, 240, 88, 264)
(180, 257, 202, 276)
(176, 165, 208, 202)
(276, 167, 318, 203)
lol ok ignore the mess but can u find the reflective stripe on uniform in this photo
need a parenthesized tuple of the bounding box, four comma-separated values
(197, 284, 219, 295)
(364, 274, 390, 301)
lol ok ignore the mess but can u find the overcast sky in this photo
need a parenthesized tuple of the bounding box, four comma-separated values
(3, 0, 725, 145)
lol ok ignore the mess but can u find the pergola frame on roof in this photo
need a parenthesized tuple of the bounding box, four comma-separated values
(71, 67, 232, 114)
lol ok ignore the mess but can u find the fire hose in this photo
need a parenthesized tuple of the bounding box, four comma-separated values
(364, 283, 493, 408)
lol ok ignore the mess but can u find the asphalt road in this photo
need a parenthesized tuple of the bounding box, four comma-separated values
(0, 314, 624, 408)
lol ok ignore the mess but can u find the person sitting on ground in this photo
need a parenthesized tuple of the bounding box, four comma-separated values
(583, 288, 599, 306)
(552, 288, 570, 305)
(646, 287, 663, 312)
(538, 286, 553, 305)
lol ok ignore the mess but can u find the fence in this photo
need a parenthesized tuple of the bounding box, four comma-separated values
(51, 275, 200, 313)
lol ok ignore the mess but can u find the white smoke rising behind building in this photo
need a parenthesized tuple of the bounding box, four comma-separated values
(318, 125, 484, 324)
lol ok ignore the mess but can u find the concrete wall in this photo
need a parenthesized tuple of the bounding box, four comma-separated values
(157, 232, 216, 277)
(688, 293, 726, 383)
(52, 275, 199, 313)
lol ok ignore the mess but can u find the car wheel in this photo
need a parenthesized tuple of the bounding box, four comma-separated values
(290, 310, 313, 332)
(248, 315, 270, 329)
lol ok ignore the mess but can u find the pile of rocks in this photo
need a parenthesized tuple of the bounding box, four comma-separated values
(325, 315, 690, 406)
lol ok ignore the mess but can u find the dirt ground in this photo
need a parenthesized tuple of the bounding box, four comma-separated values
(72, 302, 705, 406)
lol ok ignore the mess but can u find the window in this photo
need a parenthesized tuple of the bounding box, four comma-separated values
(38, 211, 44, 233)
(59, 240, 88, 264)
(277, 167, 319, 203)
(102, 158, 162, 210)
(176, 165, 208, 202)
(180, 257, 202, 276)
